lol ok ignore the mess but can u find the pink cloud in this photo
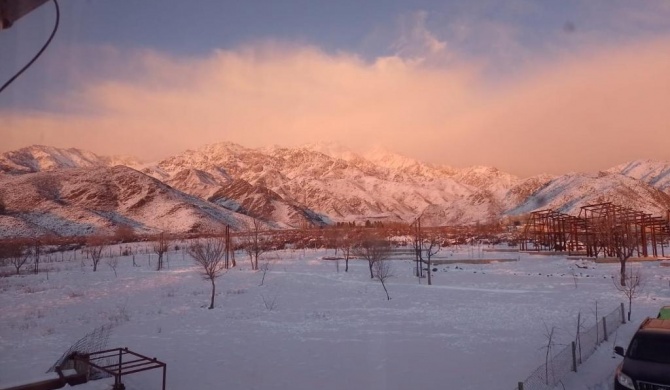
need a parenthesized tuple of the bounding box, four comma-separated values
(2, 37, 670, 176)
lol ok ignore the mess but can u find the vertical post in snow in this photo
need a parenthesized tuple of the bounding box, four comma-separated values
(571, 341, 577, 372)
(517, 382, 524, 390)
(603, 317, 608, 342)
(620, 302, 626, 324)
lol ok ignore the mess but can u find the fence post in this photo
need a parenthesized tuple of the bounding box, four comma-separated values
(518, 382, 524, 390)
(603, 317, 608, 341)
(620, 302, 626, 324)
(571, 341, 577, 372)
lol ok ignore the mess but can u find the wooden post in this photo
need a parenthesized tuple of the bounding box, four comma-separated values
(603, 317, 608, 341)
(621, 302, 626, 324)
(571, 341, 577, 372)
(518, 382, 524, 390)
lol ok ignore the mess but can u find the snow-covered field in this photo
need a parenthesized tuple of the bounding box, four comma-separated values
(1, 244, 669, 390)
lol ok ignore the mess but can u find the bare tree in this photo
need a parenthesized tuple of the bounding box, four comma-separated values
(258, 256, 278, 286)
(241, 218, 270, 271)
(106, 257, 119, 277)
(1, 240, 30, 275)
(355, 238, 391, 279)
(373, 257, 394, 300)
(324, 227, 340, 255)
(613, 225, 638, 287)
(422, 236, 441, 286)
(614, 268, 644, 321)
(188, 236, 228, 310)
(412, 217, 424, 279)
(337, 233, 356, 272)
(153, 232, 170, 271)
(32, 237, 41, 274)
(86, 236, 107, 272)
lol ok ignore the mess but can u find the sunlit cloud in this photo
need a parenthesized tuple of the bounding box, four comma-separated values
(2, 27, 670, 177)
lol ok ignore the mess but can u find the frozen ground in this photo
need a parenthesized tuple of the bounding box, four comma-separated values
(1, 244, 669, 390)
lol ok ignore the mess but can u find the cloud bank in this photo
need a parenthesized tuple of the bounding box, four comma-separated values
(2, 35, 670, 177)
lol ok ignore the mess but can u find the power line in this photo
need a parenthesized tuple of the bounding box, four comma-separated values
(0, 0, 60, 95)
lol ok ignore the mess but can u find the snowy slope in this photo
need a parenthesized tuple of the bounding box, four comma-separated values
(507, 171, 670, 216)
(608, 159, 670, 194)
(208, 179, 329, 228)
(0, 145, 143, 174)
(0, 166, 252, 237)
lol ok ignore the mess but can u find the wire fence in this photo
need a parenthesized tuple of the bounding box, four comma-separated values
(46, 323, 115, 377)
(516, 303, 625, 390)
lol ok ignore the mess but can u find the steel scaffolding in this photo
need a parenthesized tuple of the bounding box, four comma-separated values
(521, 203, 669, 258)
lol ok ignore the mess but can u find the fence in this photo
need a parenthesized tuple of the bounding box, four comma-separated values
(516, 303, 626, 390)
(46, 323, 115, 377)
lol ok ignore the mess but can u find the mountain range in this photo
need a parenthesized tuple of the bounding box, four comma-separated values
(1, 143, 669, 238)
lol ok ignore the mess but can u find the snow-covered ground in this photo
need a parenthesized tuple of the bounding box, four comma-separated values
(1, 245, 668, 390)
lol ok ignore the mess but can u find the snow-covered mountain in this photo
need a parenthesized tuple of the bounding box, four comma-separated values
(508, 171, 670, 216)
(0, 145, 143, 174)
(149, 142, 490, 224)
(0, 166, 252, 238)
(1, 143, 669, 237)
(208, 179, 329, 229)
(607, 160, 670, 194)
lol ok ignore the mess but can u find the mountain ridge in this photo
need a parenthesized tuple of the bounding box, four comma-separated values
(1, 143, 668, 237)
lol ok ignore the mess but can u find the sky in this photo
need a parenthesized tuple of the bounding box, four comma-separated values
(1, 0, 670, 177)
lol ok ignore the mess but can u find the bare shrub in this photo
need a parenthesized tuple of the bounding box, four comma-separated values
(261, 292, 279, 311)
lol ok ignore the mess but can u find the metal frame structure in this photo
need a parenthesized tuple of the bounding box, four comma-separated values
(69, 347, 166, 390)
(520, 209, 584, 252)
(521, 203, 669, 258)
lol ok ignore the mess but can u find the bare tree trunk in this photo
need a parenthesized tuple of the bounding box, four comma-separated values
(209, 278, 215, 310)
(381, 279, 390, 300)
(368, 261, 374, 279)
(620, 260, 626, 286)
(427, 257, 432, 285)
